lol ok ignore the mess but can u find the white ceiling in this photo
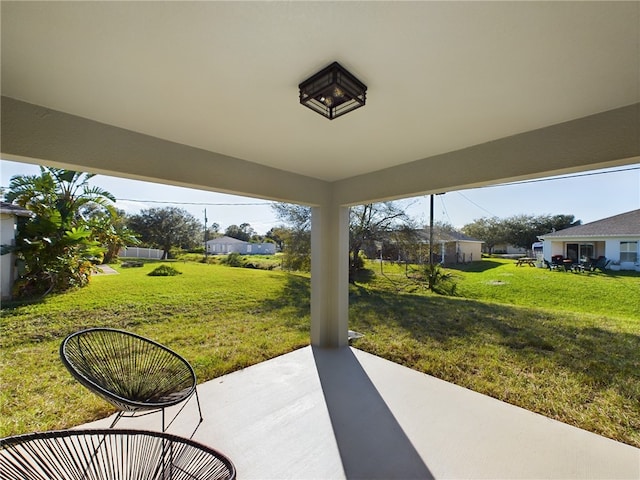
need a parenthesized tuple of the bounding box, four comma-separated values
(3, 1, 638, 183)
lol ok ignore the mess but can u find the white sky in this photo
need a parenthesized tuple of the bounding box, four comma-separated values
(1, 159, 639, 235)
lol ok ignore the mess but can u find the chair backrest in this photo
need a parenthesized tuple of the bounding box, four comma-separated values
(60, 328, 197, 411)
(594, 256, 608, 268)
(0, 429, 235, 480)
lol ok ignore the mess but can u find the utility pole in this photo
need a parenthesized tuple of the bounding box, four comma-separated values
(204, 209, 208, 263)
(428, 193, 445, 290)
(429, 193, 445, 266)
(429, 194, 434, 267)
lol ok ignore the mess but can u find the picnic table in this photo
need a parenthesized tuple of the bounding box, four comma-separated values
(516, 257, 537, 267)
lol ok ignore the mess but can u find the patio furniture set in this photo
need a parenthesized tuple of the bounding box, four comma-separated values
(0, 328, 236, 479)
(545, 255, 610, 273)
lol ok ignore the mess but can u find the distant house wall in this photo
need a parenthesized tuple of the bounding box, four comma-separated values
(542, 240, 565, 259)
(245, 243, 276, 255)
(207, 241, 243, 254)
(605, 240, 621, 262)
(449, 241, 482, 264)
(542, 238, 638, 269)
(206, 236, 276, 255)
(605, 238, 639, 269)
(0, 203, 31, 300)
(408, 228, 483, 264)
(441, 241, 482, 264)
(492, 243, 526, 254)
(0, 212, 17, 300)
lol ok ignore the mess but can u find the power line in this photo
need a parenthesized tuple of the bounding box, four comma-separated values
(438, 194, 452, 224)
(116, 199, 273, 206)
(4, 166, 635, 208)
(0, 189, 277, 207)
(455, 191, 498, 217)
(488, 165, 639, 188)
(452, 165, 638, 218)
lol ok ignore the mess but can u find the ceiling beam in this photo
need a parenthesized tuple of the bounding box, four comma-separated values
(1, 96, 330, 206)
(3, 96, 638, 210)
(333, 103, 640, 205)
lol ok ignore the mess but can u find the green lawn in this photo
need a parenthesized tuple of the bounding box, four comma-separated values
(1, 258, 639, 448)
(351, 258, 640, 447)
(1, 262, 311, 436)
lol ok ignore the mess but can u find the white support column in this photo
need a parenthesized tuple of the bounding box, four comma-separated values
(310, 203, 350, 348)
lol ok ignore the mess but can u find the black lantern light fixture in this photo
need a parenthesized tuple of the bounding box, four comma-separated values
(299, 62, 367, 120)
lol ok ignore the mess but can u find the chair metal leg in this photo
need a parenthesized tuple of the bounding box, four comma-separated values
(163, 388, 203, 432)
(194, 387, 203, 423)
(107, 389, 201, 433)
(109, 411, 125, 428)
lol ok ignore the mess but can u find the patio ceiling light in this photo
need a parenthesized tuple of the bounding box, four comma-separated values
(299, 62, 367, 120)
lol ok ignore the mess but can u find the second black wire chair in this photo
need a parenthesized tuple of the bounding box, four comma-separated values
(0, 429, 235, 480)
(60, 328, 203, 432)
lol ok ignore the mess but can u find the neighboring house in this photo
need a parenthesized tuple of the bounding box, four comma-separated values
(206, 236, 276, 255)
(381, 228, 482, 265)
(0, 202, 31, 300)
(491, 244, 527, 255)
(538, 209, 640, 270)
(415, 228, 483, 264)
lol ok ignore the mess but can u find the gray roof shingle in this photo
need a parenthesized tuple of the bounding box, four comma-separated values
(541, 209, 640, 237)
(0, 202, 32, 217)
(206, 236, 248, 245)
(416, 227, 483, 243)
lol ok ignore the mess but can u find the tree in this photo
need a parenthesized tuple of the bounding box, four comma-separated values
(206, 223, 220, 238)
(225, 223, 256, 242)
(349, 202, 410, 279)
(127, 207, 202, 259)
(271, 203, 311, 271)
(85, 208, 139, 263)
(461, 217, 507, 255)
(5, 167, 116, 295)
(463, 214, 581, 253)
(7, 168, 115, 226)
(265, 227, 288, 251)
(272, 202, 409, 274)
(504, 214, 579, 249)
(383, 223, 421, 268)
(272, 201, 411, 277)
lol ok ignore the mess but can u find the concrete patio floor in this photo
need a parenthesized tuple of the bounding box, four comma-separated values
(81, 346, 639, 479)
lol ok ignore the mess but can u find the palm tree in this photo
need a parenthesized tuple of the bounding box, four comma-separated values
(86, 208, 139, 263)
(7, 168, 116, 225)
(5, 167, 117, 296)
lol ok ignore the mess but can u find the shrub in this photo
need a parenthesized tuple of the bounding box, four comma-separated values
(148, 265, 182, 276)
(221, 252, 246, 267)
(419, 264, 458, 295)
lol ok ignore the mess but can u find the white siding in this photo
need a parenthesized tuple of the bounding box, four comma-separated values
(0, 214, 17, 300)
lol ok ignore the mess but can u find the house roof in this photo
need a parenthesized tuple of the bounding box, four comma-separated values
(415, 228, 483, 244)
(0, 202, 32, 217)
(540, 209, 640, 238)
(206, 236, 248, 245)
(1, 1, 638, 207)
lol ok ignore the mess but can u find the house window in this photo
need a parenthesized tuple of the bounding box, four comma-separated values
(620, 241, 638, 263)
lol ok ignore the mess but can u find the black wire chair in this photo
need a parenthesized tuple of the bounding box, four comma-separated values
(60, 328, 203, 432)
(0, 429, 235, 480)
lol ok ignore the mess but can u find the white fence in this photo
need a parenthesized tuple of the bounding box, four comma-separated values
(118, 247, 164, 259)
